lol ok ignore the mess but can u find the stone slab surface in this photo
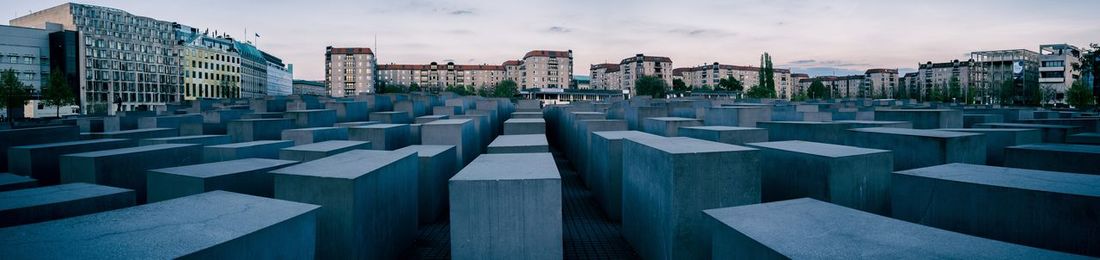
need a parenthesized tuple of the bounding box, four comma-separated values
(0, 183, 135, 227)
(348, 124, 410, 150)
(678, 126, 768, 145)
(139, 135, 231, 146)
(0, 172, 36, 192)
(847, 127, 985, 170)
(279, 140, 372, 161)
(746, 140, 892, 213)
(503, 118, 547, 135)
(147, 158, 298, 202)
(395, 145, 458, 224)
(1004, 143, 1100, 175)
(281, 127, 348, 145)
(486, 134, 550, 154)
(59, 143, 203, 203)
(204, 140, 295, 162)
(8, 138, 134, 185)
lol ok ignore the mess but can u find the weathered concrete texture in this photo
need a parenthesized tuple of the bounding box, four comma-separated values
(203, 140, 294, 162)
(433, 105, 464, 116)
(395, 145, 458, 224)
(281, 127, 348, 145)
(273, 150, 418, 259)
(72, 116, 121, 132)
(0, 191, 319, 259)
(241, 112, 285, 119)
(834, 120, 913, 129)
(395, 100, 429, 118)
(487, 134, 550, 154)
(452, 114, 491, 153)
(1068, 132, 1100, 144)
(937, 128, 1042, 166)
(59, 144, 203, 203)
(704, 198, 1083, 259)
(250, 98, 289, 112)
(847, 127, 986, 170)
(892, 163, 1100, 257)
(574, 119, 629, 182)
(874, 109, 963, 129)
(589, 131, 660, 221)
(139, 114, 204, 135)
(0, 125, 80, 172)
(227, 118, 295, 142)
(0, 173, 36, 192)
(147, 158, 298, 203)
(415, 115, 449, 124)
(408, 123, 422, 145)
(974, 122, 1079, 143)
(200, 109, 248, 134)
(467, 109, 502, 137)
(0, 183, 135, 227)
(511, 111, 543, 119)
(84, 128, 178, 140)
(325, 101, 370, 122)
(116, 111, 158, 130)
(449, 153, 562, 260)
(370, 111, 413, 124)
(746, 141, 892, 214)
(963, 114, 1005, 128)
(704, 106, 771, 127)
(679, 126, 768, 145)
(284, 109, 337, 128)
(642, 117, 702, 137)
(1004, 143, 1100, 175)
(8, 139, 134, 185)
(624, 106, 668, 131)
(422, 119, 478, 167)
(279, 140, 372, 161)
(503, 118, 546, 135)
(348, 124, 411, 150)
(334, 121, 380, 128)
(757, 121, 850, 144)
(622, 137, 760, 260)
(139, 134, 231, 146)
(1019, 118, 1100, 132)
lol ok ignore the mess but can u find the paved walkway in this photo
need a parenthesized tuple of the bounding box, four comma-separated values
(402, 149, 639, 259)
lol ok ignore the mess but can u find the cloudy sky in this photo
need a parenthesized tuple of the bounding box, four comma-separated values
(5, 0, 1099, 79)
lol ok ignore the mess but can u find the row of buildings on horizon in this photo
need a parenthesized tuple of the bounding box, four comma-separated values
(1, 2, 293, 117)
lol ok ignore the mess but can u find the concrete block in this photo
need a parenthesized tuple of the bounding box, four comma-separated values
(138, 114, 203, 136)
(467, 109, 501, 137)
(422, 119, 478, 167)
(395, 145, 459, 224)
(975, 122, 1079, 143)
(622, 137, 760, 259)
(449, 153, 561, 260)
(241, 112, 285, 119)
(487, 134, 550, 154)
(250, 98, 288, 112)
(370, 111, 412, 124)
(679, 126, 768, 145)
(0, 125, 80, 172)
(964, 114, 1005, 128)
(204, 140, 295, 162)
(147, 158, 298, 202)
(284, 109, 337, 128)
(59, 144, 203, 203)
(281, 127, 348, 145)
(511, 111, 542, 119)
(503, 118, 546, 135)
(624, 106, 667, 130)
(1019, 118, 1099, 132)
(589, 131, 660, 221)
(704, 198, 1081, 259)
(333, 121, 380, 128)
(279, 140, 372, 161)
(0, 191, 319, 259)
(272, 150, 418, 259)
(201, 109, 248, 134)
(348, 124, 410, 150)
(642, 117, 702, 137)
(1068, 132, 1100, 144)
(757, 121, 849, 144)
(0, 183, 134, 227)
(415, 115, 448, 124)
(8, 139, 134, 185)
(874, 109, 963, 129)
(395, 100, 429, 118)
(116, 111, 158, 130)
(452, 114, 491, 153)
(227, 118, 295, 142)
(73, 117, 121, 132)
(847, 127, 985, 170)
(892, 163, 1100, 256)
(1004, 143, 1100, 175)
(574, 119, 629, 182)
(325, 101, 370, 122)
(84, 128, 178, 140)
(433, 105, 464, 116)
(704, 106, 770, 127)
(834, 120, 913, 129)
(937, 128, 1042, 166)
(0, 173, 36, 192)
(746, 141, 892, 214)
(139, 134, 231, 146)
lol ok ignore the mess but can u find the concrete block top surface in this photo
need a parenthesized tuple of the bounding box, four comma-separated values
(747, 140, 888, 158)
(235, 118, 294, 122)
(286, 109, 333, 113)
(150, 158, 298, 178)
(489, 134, 548, 147)
(424, 119, 472, 125)
(0, 183, 132, 211)
(395, 145, 456, 158)
(977, 123, 1079, 129)
(418, 115, 448, 119)
(358, 123, 407, 129)
(284, 127, 341, 131)
(271, 150, 415, 179)
(703, 198, 1082, 259)
(1008, 143, 1100, 154)
(631, 136, 754, 154)
(571, 112, 606, 116)
(646, 117, 699, 122)
(143, 135, 226, 141)
(208, 140, 293, 148)
(283, 140, 369, 152)
(898, 163, 1100, 197)
(64, 143, 196, 157)
(504, 118, 546, 123)
(592, 130, 661, 140)
(759, 121, 839, 125)
(681, 126, 763, 131)
(938, 128, 1039, 133)
(12, 138, 128, 149)
(0, 191, 319, 259)
(450, 153, 558, 181)
(850, 127, 982, 138)
(0, 173, 34, 185)
(877, 109, 957, 112)
(834, 120, 908, 125)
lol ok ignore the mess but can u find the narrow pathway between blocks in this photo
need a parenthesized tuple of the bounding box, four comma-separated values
(402, 148, 640, 259)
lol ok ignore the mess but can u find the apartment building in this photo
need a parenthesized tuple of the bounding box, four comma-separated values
(797, 75, 865, 98)
(971, 49, 1040, 103)
(325, 46, 376, 97)
(377, 62, 506, 90)
(619, 54, 673, 97)
(790, 73, 810, 95)
(589, 63, 620, 90)
(292, 79, 326, 96)
(917, 59, 978, 98)
(864, 68, 899, 98)
(1038, 44, 1082, 103)
(674, 62, 793, 98)
(519, 50, 572, 89)
(176, 25, 240, 100)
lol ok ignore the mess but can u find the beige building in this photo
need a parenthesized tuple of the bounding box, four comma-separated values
(790, 73, 810, 96)
(864, 68, 899, 98)
(378, 62, 506, 90)
(589, 63, 621, 90)
(176, 25, 241, 100)
(503, 60, 522, 83)
(518, 50, 572, 89)
(674, 62, 793, 99)
(797, 75, 865, 98)
(619, 54, 673, 97)
(325, 46, 376, 97)
(918, 60, 978, 98)
(1039, 44, 1082, 103)
(900, 72, 919, 97)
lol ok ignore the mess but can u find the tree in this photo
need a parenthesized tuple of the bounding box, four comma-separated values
(634, 76, 668, 98)
(717, 76, 743, 92)
(1067, 80, 1094, 110)
(218, 79, 240, 99)
(0, 69, 33, 126)
(745, 84, 774, 98)
(672, 78, 689, 92)
(947, 76, 962, 103)
(807, 79, 828, 99)
(408, 83, 422, 92)
(966, 84, 978, 104)
(758, 52, 776, 97)
(42, 71, 75, 118)
(1023, 80, 1042, 106)
(491, 80, 519, 98)
(998, 79, 1016, 105)
(445, 84, 474, 96)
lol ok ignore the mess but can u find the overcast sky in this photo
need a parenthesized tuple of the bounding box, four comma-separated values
(5, 0, 1099, 79)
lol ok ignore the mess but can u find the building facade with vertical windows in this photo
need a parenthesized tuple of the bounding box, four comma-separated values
(864, 68, 898, 98)
(291, 79, 327, 96)
(619, 54, 673, 97)
(673, 62, 793, 99)
(325, 46, 376, 97)
(235, 41, 266, 98)
(176, 25, 241, 100)
(1038, 44, 1082, 103)
(263, 51, 292, 96)
(377, 62, 506, 91)
(918, 60, 979, 99)
(519, 50, 572, 90)
(589, 63, 620, 90)
(971, 49, 1040, 104)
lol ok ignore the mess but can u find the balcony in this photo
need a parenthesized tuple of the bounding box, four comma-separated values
(1039, 77, 1065, 83)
